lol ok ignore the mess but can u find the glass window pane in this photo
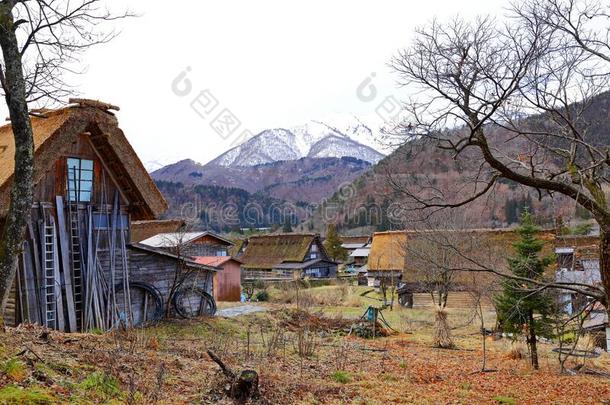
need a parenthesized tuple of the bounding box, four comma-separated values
(67, 158, 80, 170)
(81, 159, 94, 170)
(93, 213, 109, 229)
(80, 191, 91, 202)
(120, 214, 129, 230)
(80, 180, 93, 192)
(68, 191, 77, 202)
(80, 170, 93, 181)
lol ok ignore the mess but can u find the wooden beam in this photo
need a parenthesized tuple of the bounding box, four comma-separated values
(50, 216, 66, 331)
(55, 196, 77, 332)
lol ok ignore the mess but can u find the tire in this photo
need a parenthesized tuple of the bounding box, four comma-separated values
(115, 281, 165, 326)
(173, 287, 217, 318)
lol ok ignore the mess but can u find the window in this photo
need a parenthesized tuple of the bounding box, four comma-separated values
(215, 250, 227, 257)
(67, 158, 94, 202)
(93, 213, 128, 230)
(305, 268, 322, 277)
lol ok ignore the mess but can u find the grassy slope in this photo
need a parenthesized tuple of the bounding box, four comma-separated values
(0, 285, 609, 404)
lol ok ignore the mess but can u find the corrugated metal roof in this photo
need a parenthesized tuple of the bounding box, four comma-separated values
(342, 243, 367, 249)
(140, 231, 233, 248)
(140, 232, 207, 247)
(350, 248, 370, 257)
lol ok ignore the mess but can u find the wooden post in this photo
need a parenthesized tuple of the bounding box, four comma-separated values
(22, 241, 39, 323)
(55, 196, 77, 332)
(27, 222, 43, 323)
(50, 216, 65, 331)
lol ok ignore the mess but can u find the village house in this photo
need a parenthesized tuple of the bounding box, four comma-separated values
(367, 231, 407, 287)
(340, 235, 371, 256)
(238, 234, 338, 280)
(368, 228, 557, 300)
(350, 246, 371, 268)
(0, 100, 218, 332)
(138, 230, 241, 302)
(555, 233, 602, 314)
(139, 231, 234, 257)
(553, 231, 607, 348)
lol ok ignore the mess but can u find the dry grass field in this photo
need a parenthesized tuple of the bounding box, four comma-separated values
(0, 284, 609, 404)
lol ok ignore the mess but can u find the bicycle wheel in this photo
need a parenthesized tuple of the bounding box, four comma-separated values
(173, 287, 217, 318)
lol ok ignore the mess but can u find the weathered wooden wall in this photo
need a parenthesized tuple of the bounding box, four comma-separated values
(34, 134, 128, 207)
(129, 249, 213, 317)
(213, 261, 241, 302)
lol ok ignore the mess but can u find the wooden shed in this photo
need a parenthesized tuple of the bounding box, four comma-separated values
(195, 256, 242, 302)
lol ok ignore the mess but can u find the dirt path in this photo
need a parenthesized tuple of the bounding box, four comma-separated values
(216, 304, 267, 318)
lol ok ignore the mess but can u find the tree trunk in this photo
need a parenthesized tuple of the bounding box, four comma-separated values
(528, 310, 539, 370)
(207, 350, 259, 403)
(230, 370, 259, 403)
(0, 4, 35, 314)
(599, 229, 610, 314)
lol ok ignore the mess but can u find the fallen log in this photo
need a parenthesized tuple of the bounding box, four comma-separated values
(207, 350, 259, 403)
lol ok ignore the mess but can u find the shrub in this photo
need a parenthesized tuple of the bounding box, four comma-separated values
(0, 385, 55, 404)
(506, 344, 525, 360)
(330, 370, 352, 384)
(255, 290, 269, 302)
(78, 371, 122, 400)
(2, 359, 26, 382)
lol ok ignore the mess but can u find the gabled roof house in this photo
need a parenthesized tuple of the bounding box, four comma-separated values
(239, 233, 337, 280)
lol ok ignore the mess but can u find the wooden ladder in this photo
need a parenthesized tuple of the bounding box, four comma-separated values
(69, 206, 84, 330)
(43, 223, 57, 329)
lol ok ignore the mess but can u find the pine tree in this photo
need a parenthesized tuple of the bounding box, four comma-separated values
(495, 211, 554, 369)
(323, 224, 348, 262)
(282, 219, 293, 233)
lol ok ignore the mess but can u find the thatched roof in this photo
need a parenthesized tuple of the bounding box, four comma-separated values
(369, 228, 556, 272)
(131, 219, 185, 243)
(340, 235, 371, 245)
(239, 233, 324, 270)
(368, 231, 407, 272)
(0, 100, 167, 220)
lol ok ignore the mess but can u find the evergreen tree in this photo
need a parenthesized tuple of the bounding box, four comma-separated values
(495, 211, 554, 369)
(323, 224, 348, 262)
(282, 219, 293, 233)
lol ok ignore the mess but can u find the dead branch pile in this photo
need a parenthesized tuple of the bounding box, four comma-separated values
(348, 321, 392, 339)
(273, 309, 351, 333)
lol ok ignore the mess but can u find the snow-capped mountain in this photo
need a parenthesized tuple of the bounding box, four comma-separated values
(207, 116, 386, 167)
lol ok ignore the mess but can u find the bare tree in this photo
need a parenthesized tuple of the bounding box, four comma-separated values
(0, 1, 130, 313)
(400, 212, 504, 349)
(389, 0, 610, 312)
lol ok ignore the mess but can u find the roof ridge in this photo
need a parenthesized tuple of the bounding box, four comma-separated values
(252, 233, 318, 238)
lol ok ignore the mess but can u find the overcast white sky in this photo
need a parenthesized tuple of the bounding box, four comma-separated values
(67, 0, 505, 168)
